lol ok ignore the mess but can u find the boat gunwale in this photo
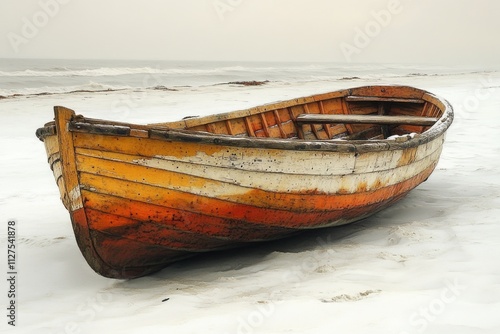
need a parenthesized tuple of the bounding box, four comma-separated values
(35, 85, 454, 153)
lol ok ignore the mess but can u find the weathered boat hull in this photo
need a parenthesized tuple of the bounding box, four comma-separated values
(36, 85, 453, 278)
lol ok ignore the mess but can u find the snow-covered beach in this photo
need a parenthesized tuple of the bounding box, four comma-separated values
(1, 61, 500, 333)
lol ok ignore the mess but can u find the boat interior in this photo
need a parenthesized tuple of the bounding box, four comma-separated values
(154, 91, 444, 141)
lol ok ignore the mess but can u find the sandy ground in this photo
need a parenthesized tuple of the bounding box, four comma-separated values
(1, 72, 500, 333)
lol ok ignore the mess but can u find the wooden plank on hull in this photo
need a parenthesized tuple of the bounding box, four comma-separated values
(82, 191, 294, 241)
(76, 154, 438, 216)
(74, 139, 440, 195)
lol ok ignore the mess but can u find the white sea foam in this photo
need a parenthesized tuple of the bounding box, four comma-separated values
(0, 66, 254, 78)
(0, 81, 132, 99)
(1, 59, 490, 98)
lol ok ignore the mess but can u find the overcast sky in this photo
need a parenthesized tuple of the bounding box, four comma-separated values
(1, 0, 499, 67)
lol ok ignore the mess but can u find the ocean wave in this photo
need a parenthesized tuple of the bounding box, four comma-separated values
(0, 65, 273, 78)
(0, 63, 374, 78)
(0, 80, 190, 99)
(0, 82, 132, 99)
(1, 62, 496, 100)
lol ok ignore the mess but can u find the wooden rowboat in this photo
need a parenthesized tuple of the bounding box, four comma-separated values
(36, 85, 453, 279)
